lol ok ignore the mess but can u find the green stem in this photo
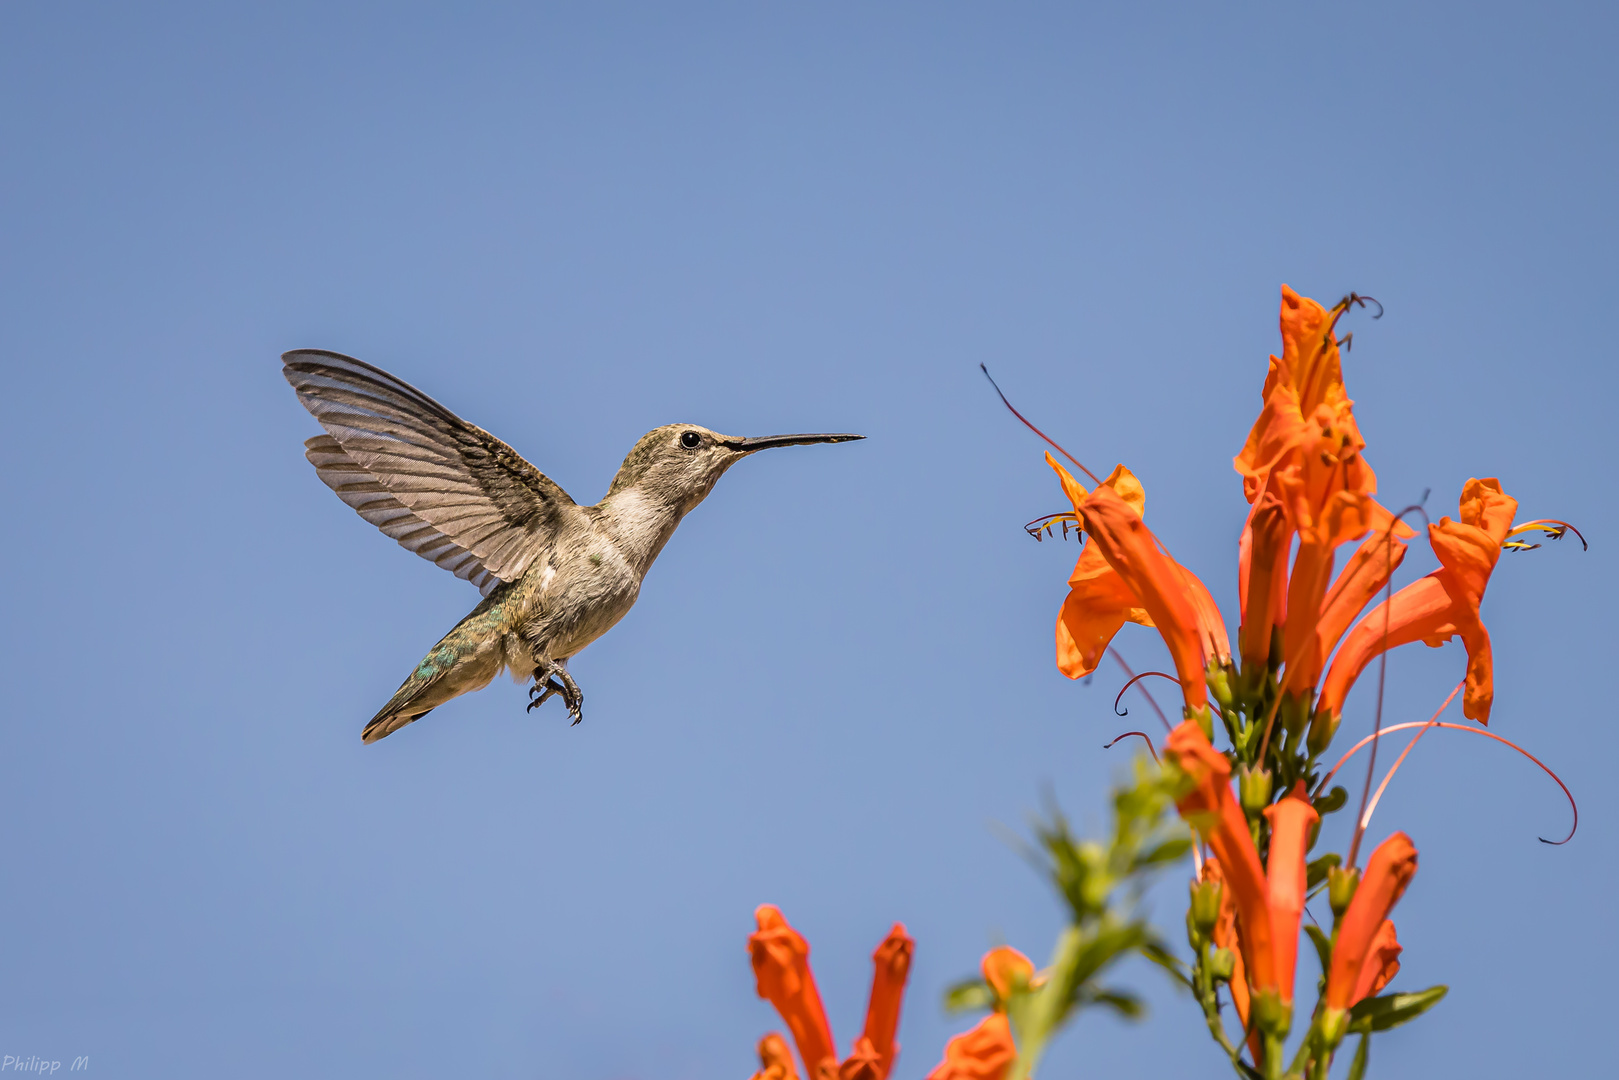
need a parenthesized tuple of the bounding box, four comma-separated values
(1262, 1033, 1285, 1080)
(1194, 940, 1247, 1076)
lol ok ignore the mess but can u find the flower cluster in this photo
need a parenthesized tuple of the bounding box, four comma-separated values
(1037, 286, 1575, 1076)
(746, 904, 1024, 1080)
(733, 286, 1574, 1080)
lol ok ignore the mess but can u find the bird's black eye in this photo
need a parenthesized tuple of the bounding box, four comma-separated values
(680, 431, 701, 449)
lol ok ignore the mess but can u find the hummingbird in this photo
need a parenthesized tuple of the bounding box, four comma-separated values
(282, 350, 863, 743)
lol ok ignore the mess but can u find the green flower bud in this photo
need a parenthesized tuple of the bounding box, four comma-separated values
(1280, 692, 1311, 739)
(1207, 947, 1235, 982)
(1186, 703, 1215, 740)
(1317, 1007, 1349, 1050)
(1252, 987, 1291, 1039)
(1238, 765, 1273, 813)
(1328, 864, 1361, 918)
(1191, 879, 1223, 935)
(1207, 662, 1235, 712)
(1307, 706, 1341, 757)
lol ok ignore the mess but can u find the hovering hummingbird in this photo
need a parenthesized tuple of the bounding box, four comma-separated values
(282, 350, 863, 743)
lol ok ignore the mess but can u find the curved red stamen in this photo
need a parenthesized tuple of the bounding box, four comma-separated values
(1505, 519, 1588, 551)
(1108, 648, 1172, 733)
(1318, 719, 1577, 846)
(1356, 682, 1464, 838)
(1113, 671, 1180, 717)
(1345, 496, 1432, 870)
(1103, 730, 1159, 762)
(1342, 682, 1462, 867)
(980, 364, 1102, 484)
(1319, 682, 1462, 792)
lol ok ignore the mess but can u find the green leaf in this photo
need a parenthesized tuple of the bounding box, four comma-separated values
(1345, 1033, 1370, 1080)
(1304, 924, 1332, 978)
(1133, 837, 1193, 868)
(1087, 988, 1144, 1019)
(1313, 785, 1348, 816)
(943, 976, 995, 1014)
(1139, 941, 1193, 990)
(1348, 985, 1449, 1034)
(1306, 852, 1341, 890)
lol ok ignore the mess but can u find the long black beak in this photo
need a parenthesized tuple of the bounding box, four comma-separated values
(724, 433, 865, 452)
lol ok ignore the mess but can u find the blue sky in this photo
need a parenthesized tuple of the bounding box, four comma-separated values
(2, 3, 1614, 1077)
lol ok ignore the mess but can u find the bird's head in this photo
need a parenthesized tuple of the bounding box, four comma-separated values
(607, 424, 864, 513)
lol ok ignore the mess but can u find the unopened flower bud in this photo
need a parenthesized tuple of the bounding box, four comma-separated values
(1252, 987, 1291, 1039)
(1207, 947, 1235, 981)
(1307, 706, 1341, 757)
(1328, 865, 1361, 918)
(1238, 765, 1273, 813)
(1317, 1007, 1349, 1050)
(1186, 704, 1215, 740)
(1280, 692, 1311, 739)
(1207, 663, 1235, 712)
(1191, 879, 1223, 935)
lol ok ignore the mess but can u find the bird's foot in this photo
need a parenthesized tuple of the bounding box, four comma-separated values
(528, 659, 584, 725)
(527, 677, 566, 712)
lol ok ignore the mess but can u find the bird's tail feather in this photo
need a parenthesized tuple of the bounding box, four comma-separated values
(362, 705, 435, 744)
(362, 670, 443, 743)
(361, 608, 507, 743)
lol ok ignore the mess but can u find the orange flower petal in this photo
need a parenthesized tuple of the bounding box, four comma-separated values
(1239, 491, 1291, 668)
(1349, 920, 1402, 1006)
(752, 1033, 801, 1080)
(1055, 545, 1152, 679)
(1080, 490, 1210, 712)
(750, 905, 837, 1077)
(1260, 782, 1319, 1006)
(1326, 834, 1418, 1011)
(1165, 722, 1274, 994)
(1048, 457, 1156, 679)
(860, 924, 914, 1078)
(980, 946, 1035, 1003)
(837, 1037, 885, 1080)
(1319, 479, 1515, 725)
(924, 1014, 1017, 1080)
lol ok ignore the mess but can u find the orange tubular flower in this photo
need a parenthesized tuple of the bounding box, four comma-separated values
(750, 905, 837, 1076)
(838, 1039, 884, 1080)
(1238, 491, 1291, 671)
(1314, 514, 1412, 671)
(1232, 287, 1422, 710)
(925, 1014, 1017, 1080)
(1348, 920, 1402, 1006)
(1048, 456, 1154, 679)
(1165, 722, 1275, 998)
(751, 1033, 801, 1080)
(1076, 485, 1213, 713)
(1278, 492, 1384, 700)
(1235, 287, 1377, 510)
(1319, 479, 1519, 726)
(1260, 782, 1319, 1006)
(861, 925, 915, 1078)
(750, 908, 915, 1080)
(1325, 833, 1418, 1013)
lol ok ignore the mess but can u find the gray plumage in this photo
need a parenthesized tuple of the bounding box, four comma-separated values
(283, 349, 862, 743)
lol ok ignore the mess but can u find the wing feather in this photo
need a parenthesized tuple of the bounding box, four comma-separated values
(285, 350, 576, 587)
(301, 433, 503, 596)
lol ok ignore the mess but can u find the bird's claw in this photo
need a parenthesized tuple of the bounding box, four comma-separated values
(527, 677, 565, 712)
(528, 663, 584, 725)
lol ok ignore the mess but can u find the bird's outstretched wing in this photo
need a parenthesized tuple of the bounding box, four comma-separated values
(302, 435, 504, 595)
(283, 350, 576, 590)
